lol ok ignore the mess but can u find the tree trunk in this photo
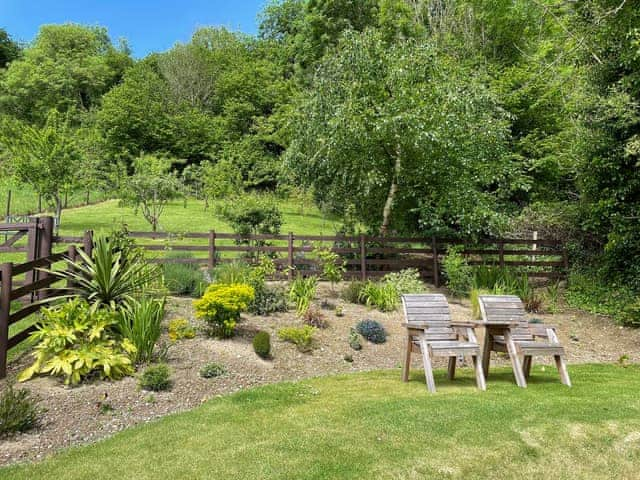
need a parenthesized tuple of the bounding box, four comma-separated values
(381, 144, 402, 237)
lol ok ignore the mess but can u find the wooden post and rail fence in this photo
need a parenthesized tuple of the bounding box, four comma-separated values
(0, 216, 568, 379)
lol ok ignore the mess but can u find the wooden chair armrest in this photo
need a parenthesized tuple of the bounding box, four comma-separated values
(451, 321, 481, 329)
(402, 322, 430, 329)
(529, 323, 557, 337)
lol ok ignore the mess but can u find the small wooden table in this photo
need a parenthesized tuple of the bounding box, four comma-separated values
(479, 321, 527, 388)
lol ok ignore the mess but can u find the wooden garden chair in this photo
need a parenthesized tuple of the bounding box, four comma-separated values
(478, 295, 571, 387)
(401, 294, 486, 393)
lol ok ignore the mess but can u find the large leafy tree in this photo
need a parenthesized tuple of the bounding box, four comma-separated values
(572, 0, 640, 281)
(286, 30, 511, 237)
(0, 28, 21, 69)
(0, 24, 132, 123)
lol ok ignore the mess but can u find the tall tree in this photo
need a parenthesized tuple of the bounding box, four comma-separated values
(0, 110, 80, 221)
(286, 30, 511, 237)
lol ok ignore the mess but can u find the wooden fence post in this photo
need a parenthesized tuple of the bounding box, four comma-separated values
(432, 237, 439, 288)
(498, 241, 505, 269)
(25, 217, 40, 288)
(360, 234, 367, 281)
(209, 230, 216, 270)
(5, 189, 10, 218)
(83, 230, 94, 257)
(563, 244, 569, 284)
(37, 217, 54, 300)
(288, 232, 295, 281)
(0, 262, 13, 379)
(67, 245, 77, 289)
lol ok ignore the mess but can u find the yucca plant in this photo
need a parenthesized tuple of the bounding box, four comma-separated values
(117, 297, 165, 364)
(51, 236, 161, 310)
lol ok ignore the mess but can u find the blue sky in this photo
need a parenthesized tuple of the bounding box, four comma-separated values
(0, 0, 268, 57)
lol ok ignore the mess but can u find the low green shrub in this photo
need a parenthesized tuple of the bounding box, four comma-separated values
(0, 384, 42, 436)
(289, 274, 318, 315)
(355, 319, 387, 344)
(348, 328, 362, 351)
(19, 299, 136, 385)
(335, 304, 345, 317)
(253, 331, 271, 359)
(442, 246, 473, 297)
(163, 256, 206, 297)
(199, 363, 227, 379)
(302, 306, 328, 328)
(278, 325, 317, 352)
(382, 268, 426, 295)
(621, 298, 640, 328)
(139, 364, 172, 391)
(341, 281, 366, 304)
(118, 297, 165, 364)
(250, 285, 288, 315)
(168, 318, 196, 341)
(359, 281, 398, 312)
(193, 283, 255, 338)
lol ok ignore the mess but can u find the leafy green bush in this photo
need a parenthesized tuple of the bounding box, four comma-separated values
(621, 298, 640, 328)
(341, 281, 366, 304)
(289, 274, 318, 316)
(253, 331, 271, 359)
(117, 297, 165, 364)
(278, 325, 317, 352)
(358, 281, 398, 312)
(302, 306, 328, 328)
(314, 246, 346, 291)
(0, 384, 42, 436)
(139, 364, 172, 391)
(163, 253, 205, 296)
(355, 320, 387, 344)
(199, 363, 227, 379)
(168, 318, 196, 341)
(382, 268, 426, 295)
(19, 299, 136, 385)
(193, 283, 255, 337)
(442, 246, 473, 297)
(55, 235, 161, 310)
(348, 328, 362, 351)
(250, 285, 289, 315)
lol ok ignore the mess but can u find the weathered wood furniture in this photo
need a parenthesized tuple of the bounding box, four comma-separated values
(478, 295, 571, 388)
(401, 294, 486, 393)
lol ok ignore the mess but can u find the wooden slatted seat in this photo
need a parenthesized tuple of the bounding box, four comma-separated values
(478, 295, 571, 386)
(401, 294, 486, 393)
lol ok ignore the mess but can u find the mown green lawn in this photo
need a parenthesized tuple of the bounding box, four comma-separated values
(2, 364, 639, 480)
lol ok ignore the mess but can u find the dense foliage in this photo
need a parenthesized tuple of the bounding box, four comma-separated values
(193, 283, 255, 337)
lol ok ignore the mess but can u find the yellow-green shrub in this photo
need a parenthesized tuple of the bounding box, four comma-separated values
(168, 318, 196, 341)
(193, 283, 255, 337)
(19, 299, 136, 385)
(277, 325, 317, 352)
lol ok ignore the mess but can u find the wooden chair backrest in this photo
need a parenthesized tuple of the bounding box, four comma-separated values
(478, 295, 534, 341)
(401, 294, 457, 341)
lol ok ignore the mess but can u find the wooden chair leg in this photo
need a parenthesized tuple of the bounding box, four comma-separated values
(447, 356, 456, 380)
(482, 333, 492, 379)
(472, 355, 486, 391)
(402, 336, 412, 382)
(523, 356, 532, 380)
(504, 330, 527, 388)
(419, 338, 436, 393)
(554, 355, 572, 387)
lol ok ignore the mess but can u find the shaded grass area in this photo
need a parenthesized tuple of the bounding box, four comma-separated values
(2, 364, 640, 480)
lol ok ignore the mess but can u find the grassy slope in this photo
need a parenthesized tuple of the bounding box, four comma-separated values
(2, 364, 640, 480)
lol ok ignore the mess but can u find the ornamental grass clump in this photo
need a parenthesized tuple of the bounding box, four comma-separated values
(193, 283, 255, 338)
(117, 297, 165, 364)
(289, 274, 318, 316)
(0, 384, 43, 436)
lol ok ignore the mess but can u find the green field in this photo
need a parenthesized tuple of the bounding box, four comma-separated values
(2, 364, 639, 480)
